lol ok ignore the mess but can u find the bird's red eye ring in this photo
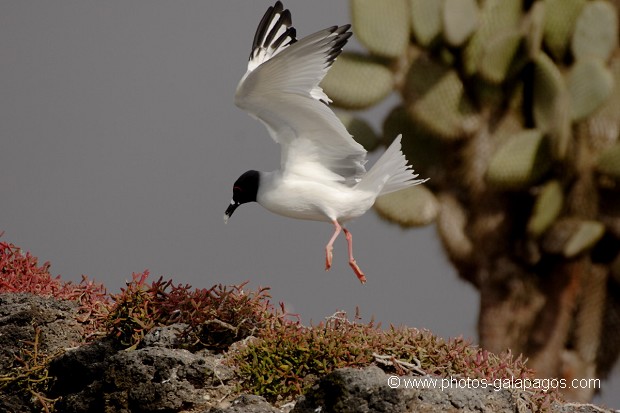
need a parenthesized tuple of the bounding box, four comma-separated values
(233, 186, 242, 192)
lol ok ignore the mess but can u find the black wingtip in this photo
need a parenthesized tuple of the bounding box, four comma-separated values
(325, 25, 352, 66)
(336, 24, 352, 34)
(264, 9, 292, 46)
(250, 1, 297, 61)
(252, 5, 276, 52)
(252, 2, 288, 49)
(271, 26, 297, 50)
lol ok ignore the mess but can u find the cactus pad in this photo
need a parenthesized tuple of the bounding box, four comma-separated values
(463, 0, 522, 75)
(563, 220, 605, 258)
(543, 0, 586, 60)
(410, 0, 443, 47)
(525, 1, 546, 58)
(410, 70, 476, 140)
(527, 180, 564, 237)
(374, 185, 438, 227)
(571, 0, 619, 62)
(567, 58, 614, 121)
(479, 30, 524, 84)
(383, 106, 442, 173)
(532, 52, 571, 151)
(442, 0, 479, 47)
(351, 0, 410, 58)
(486, 129, 551, 190)
(436, 192, 474, 263)
(338, 113, 380, 152)
(321, 52, 394, 110)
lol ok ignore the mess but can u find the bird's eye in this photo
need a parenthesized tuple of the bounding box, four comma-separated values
(233, 186, 242, 193)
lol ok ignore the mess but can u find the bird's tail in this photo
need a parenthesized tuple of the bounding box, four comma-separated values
(356, 135, 428, 195)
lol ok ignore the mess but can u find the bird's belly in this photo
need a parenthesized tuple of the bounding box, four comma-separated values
(263, 200, 330, 222)
(258, 180, 374, 223)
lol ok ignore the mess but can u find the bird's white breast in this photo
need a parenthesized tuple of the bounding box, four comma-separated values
(257, 171, 375, 223)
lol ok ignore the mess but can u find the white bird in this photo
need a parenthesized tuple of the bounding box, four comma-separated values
(224, 1, 428, 284)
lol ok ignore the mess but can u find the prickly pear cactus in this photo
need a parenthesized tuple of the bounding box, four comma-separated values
(323, 0, 620, 402)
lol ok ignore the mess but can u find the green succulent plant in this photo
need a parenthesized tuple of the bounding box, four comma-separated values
(323, 0, 620, 402)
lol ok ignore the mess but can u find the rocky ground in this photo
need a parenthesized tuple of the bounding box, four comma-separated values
(0, 293, 616, 413)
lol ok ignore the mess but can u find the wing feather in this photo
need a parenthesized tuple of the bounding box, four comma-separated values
(235, 2, 367, 184)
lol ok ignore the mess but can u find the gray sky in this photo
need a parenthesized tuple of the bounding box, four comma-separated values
(1, 1, 617, 407)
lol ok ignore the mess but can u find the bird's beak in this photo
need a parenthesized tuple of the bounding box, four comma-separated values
(224, 200, 239, 224)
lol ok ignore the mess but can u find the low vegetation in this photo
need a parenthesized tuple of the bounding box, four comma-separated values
(0, 240, 559, 411)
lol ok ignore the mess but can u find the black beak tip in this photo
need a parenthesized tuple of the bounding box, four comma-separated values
(224, 202, 239, 223)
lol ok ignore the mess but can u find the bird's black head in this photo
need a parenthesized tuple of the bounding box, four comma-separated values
(224, 170, 260, 223)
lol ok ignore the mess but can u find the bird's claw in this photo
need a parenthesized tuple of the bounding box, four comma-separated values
(349, 259, 366, 284)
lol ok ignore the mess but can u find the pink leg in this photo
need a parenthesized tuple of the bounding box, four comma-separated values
(342, 227, 367, 284)
(325, 220, 341, 271)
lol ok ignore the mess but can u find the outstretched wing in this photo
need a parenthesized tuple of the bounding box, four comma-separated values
(235, 1, 367, 184)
